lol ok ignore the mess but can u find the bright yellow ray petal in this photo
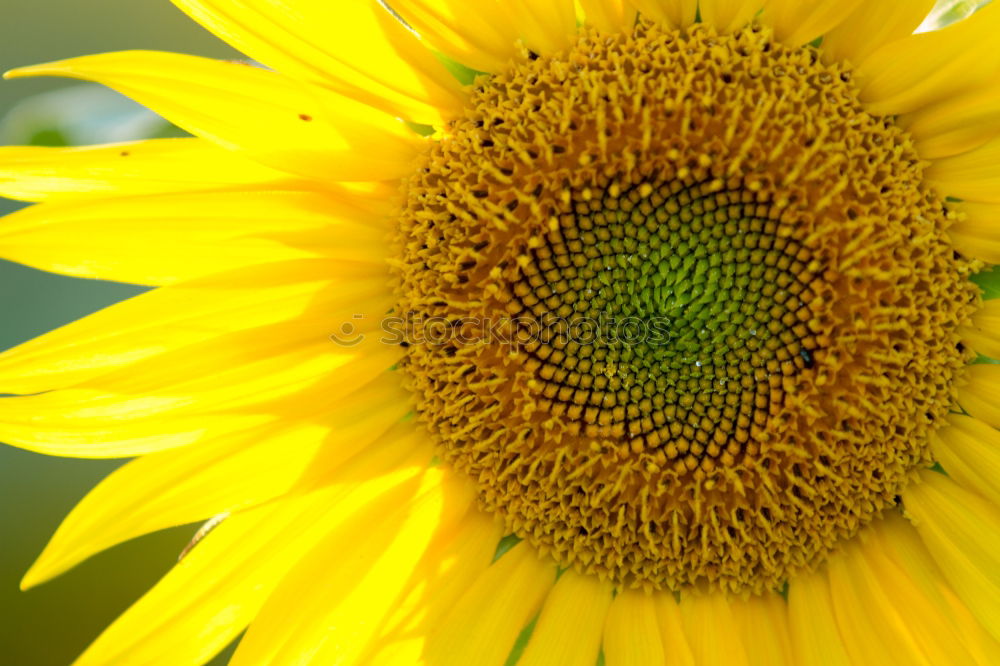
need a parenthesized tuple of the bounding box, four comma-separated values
(858, 2, 1000, 116)
(821, 0, 936, 65)
(903, 470, 1000, 643)
(22, 377, 410, 588)
(678, 592, 749, 666)
(698, 0, 764, 34)
(390, 0, 520, 74)
(507, 0, 578, 55)
(65, 300, 397, 395)
(0, 334, 402, 458)
(170, 0, 466, 125)
(0, 397, 261, 458)
(5, 51, 422, 182)
(230, 467, 474, 666)
(827, 535, 934, 666)
(0, 258, 387, 394)
(963, 336, 1000, 365)
(859, 520, 979, 666)
(363, 509, 504, 665)
(423, 543, 557, 666)
(730, 593, 794, 666)
(653, 596, 695, 666)
(0, 138, 312, 203)
(74, 500, 307, 666)
(580, 0, 638, 34)
(787, 568, 852, 666)
(518, 569, 613, 666)
(760, 0, 863, 47)
(926, 134, 1000, 203)
(963, 297, 1000, 360)
(603, 589, 666, 666)
(948, 201, 1000, 264)
(933, 415, 1000, 510)
(904, 83, 1000, 160)
(958, 364, 1000, 428)
(626, 0, 697, 28)
(72, 436, 431, 666)
(873, 512, 1000, 665)
(0, 190, 388, 285)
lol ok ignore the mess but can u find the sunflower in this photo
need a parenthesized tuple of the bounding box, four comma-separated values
(3, 0, 1000, 663)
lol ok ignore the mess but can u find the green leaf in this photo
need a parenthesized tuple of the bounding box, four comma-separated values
(503, 615, 539, 666)
(434, 52, 486, 86)
(971, 266, 1000, 300)
(406, 121, 436, 137)
(492, 534, 523, 562)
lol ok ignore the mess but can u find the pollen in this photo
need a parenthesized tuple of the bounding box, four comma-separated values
(392, 22, 980, 593)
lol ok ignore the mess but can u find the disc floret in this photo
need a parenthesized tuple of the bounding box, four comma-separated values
(394, 22, 978, 592)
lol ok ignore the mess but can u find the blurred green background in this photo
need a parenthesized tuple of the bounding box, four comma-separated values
(1, 3, 237, 664)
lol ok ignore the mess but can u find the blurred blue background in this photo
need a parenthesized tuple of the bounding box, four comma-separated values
(1, 2, 237, 664)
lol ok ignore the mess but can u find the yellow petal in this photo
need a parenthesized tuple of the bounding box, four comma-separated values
(73, 442, 431, 666)
(958, 364, 1000, 428)
(698, 0, 764, 34)
(0, 394, 260, 457)
(423, 543, 557, 666)
(75, 500, 306, 666)
(0, 138, 310, 203)
(859, 519, 979, 666)
(948, 201, 1000, 264)
(22, 377, 410, 588)
(653, 596, 695, 666)
(0, 335, 402, 458)
(170, 0, 466, 125)
(603, 589, 666, 666)
(678, 592, 749, 666)
(858, 2, 1000, 116)
(903, 470, 1000, 643)
(66, 301, 397, 395)
(904, 83, 1000, 160)
(518, 569, 613, 666)
(933, 415, 1000, 508)
(580, 0, 638, 34)
(391, 0, 521, 73)
(963, 298, 1000, 359)
(364, 509, 504, 665)
(0, 258, 387, 394)
(760, 0, 863, 47)
(5, 51, 421, 182)
(926, 134, 1000, 203)
(730, 593, 794, 666)
(626, 0, 698, 29)
(821, 0, 936, 65)
(787, 568, 852, 666)
(826, 535, 934, 666)
(508, 0, 579, 55)
(231, 468, 474, 666)
(0, 190, 388, 285)
(872, 512, 1000, 665)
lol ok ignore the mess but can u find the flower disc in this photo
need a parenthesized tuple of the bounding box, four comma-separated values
(394, 22, 979, 592)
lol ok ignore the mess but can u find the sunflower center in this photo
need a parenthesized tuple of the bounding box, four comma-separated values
(392, 22, 978, 592)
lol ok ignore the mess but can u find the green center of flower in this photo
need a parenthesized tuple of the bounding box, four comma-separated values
(393, 21, 978, 593)
(513, 179, 819, 453)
